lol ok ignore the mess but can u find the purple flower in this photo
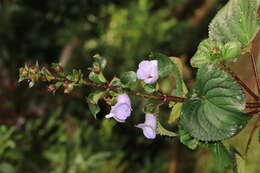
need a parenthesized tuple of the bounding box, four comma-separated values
(137, 60, 159, 84)
(105, 94, 132, 122)
(135, 113, 157, 139)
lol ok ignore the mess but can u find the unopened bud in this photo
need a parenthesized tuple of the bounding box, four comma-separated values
(48, 84, 56, 92)
(55, 64, 63, 73)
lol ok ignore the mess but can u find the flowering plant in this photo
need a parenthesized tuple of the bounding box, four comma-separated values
(18, 0, 260, 171)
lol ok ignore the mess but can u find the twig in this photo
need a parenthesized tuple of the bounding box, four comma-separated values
(223, 65, 259, 100)
(250, 54, 260, 95)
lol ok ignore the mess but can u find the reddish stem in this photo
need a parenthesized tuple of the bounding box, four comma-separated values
(250, 54, 260, 95)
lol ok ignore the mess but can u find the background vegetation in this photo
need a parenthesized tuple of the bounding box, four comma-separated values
(0, 0, 259, 172)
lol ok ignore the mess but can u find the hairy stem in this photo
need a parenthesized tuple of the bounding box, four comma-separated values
(223, 65, 259, 100)
(250, 54, 260, 95)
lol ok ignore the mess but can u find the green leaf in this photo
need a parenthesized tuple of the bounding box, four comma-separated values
(149, 53, 173, 77)
(168, 103, 182, 124)
(120, 71, 137, 85)
(143, 101, 159, 114)
(88, 103, 100, 119)
(87, 90, 106, 104)
(190, 39, 222, 68)
(221, 41, 242, 61)
(170, 57, 187, 97)
(29, 81, 35, 88)
(209, 0, 260, 47)
(157, 121, 177, 137)
(180, 64, 250, 141)
(89, 72, 107, 83)
(93, 54, 107, 70)
(143, 83, 156, 94)
(179, 125, 198, 150)
(208, 142, 233, 169)
(110, 77, 122, 87)
(230, 146, 245, 173)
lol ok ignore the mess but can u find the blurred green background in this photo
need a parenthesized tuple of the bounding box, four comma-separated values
(0, 0, 259, 173)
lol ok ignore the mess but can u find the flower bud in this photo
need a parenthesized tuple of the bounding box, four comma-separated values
(48, 84, 56, 92)
(54, 64, 63, 73)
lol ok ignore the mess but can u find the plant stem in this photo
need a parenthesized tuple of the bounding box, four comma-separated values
(82, 79, 187, 103)
(250, 54, 260, 95)
(223, 66, 259, 100)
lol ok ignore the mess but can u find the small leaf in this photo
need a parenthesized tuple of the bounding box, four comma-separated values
(110, 77, 122, 87)
(190, 39, 222, 68)
(209, 0, 260, 47)
(149, 53, 173, 78)
(179, 125, 198, 150)
(170, 57, 187, 97)
(29, 81, 35, 88)
(157, 121, 177, 137)
(208, 142, 233, 169)
(180, 64, 250, 141)
(93, 54, 107, 70)
(120, 71, 136, 85)
(87, 90, 106, 104)
(143, 101, 159, 114)
(89, 72, 107, 83)
(88, 103, 100, 119)
(221, 41, 242, 61)
(168, 103, 182, 124)
(143, 83, 156, 94)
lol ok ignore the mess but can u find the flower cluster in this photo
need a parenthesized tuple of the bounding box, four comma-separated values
(105, 60, 159, 139)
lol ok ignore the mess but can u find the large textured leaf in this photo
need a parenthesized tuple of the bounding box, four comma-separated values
(209, 0, 260, 47)
(180, 64, 250, 141)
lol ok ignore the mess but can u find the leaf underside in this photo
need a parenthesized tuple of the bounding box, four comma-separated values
(180, 64, 250, 141)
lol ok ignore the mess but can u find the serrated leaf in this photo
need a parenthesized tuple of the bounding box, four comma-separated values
(209, 0, 260, 47)
(169, 57, 187, 97)
(89, 72, 107, 83)
(180, 64, 250, 141)
(87, 90, 106, 104)
(143, 101, 159, 114)
(88, 103, 100, 119)
(143, 83, 156, 94)
(157, 121, 177, 137)
(149, 53, 173, 78)
(179, 125, 198, 150)
(93, 54, 107, 70)
(190, 39, 222, 68)
(208, 142, 233, 169)
(120, 71, 136, 84)
(168, 103, 182, 124)
(110, 77, 122, 87)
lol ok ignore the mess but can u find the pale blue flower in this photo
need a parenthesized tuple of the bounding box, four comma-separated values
(135, 113, 157, 139)
(137, 60, 159, 84)
(105, 94, 132, 122)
